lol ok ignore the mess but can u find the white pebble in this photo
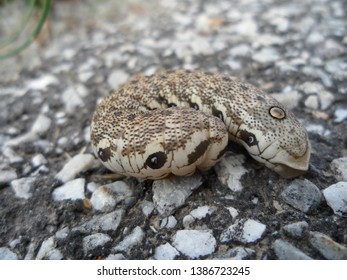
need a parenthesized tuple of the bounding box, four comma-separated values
(62, 84, 88, 115)
(283, 221, 309, 238)
(215, 152, 247, 192)
(107, 69, 129, 89)
(304, 95, 319, 110)
(52, 178, 85, 201)
(172, 230, 216, 259)
(2, 147, 23, 163)
(309, 231, 347, 260)
(55, 227, 69, 239)
(252, 47, 280, 64)
(183, 206, 214, 228)
(331, 157, 347, 181)
(271, 91, 301, 110)
(83, 233, 112, 254)
(0, 247, 18, 260)
(154, 243, 180, 260)
(334, 108, 347, 123)
(226, 207, 239, 220)
(160, 216, 177, 229)
(11, 177, 36, 199)
(140, 200, 155, 217)
(35, 237, 63, 260)
(55, 154, 95, 183)
(217, 246, 255, 260)
(323, 182, 347, 216)
(113, 226, 144, 252)
(273, 239, 312, 260)
(31, 154, 48, 167)
(152, 174, 202, 217)
(220, 219, 266, 243)
(27, 74, 58, 90)
(31, 114, 52, 135)
(0, 169, 17, 184)
(90, 186, 116, 212)
(72, 210, 123, 233)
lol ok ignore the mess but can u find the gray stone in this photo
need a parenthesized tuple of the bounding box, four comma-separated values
(83, 233, 112, 254)
(35, 237, 63, 260)
(0, 169, 17, 185)
(323, 182, 347, 216)
(55, 154, 95, 183)
(0, 247, 18, 260)
(172, 230, 216, 259)
(72, 210, 123, 233)
(220, 219, 266, 244)
(283, 221, 309, 238)
(281, 179, 322, 213)
(52, 178, 85, 201)
(11, 177, 36, 199)
(217, 247, 255, 260)
(113, 226, 144, 252)
(152, 174, 202, 217)
(309, 231, 347, 260)
(273, 239, 312, 260)
(334, 108, 347, 123)
(154, 243, 180, 260)
(330, 157, 347, 181)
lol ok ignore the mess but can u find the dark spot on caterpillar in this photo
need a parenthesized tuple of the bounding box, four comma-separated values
(168, 103, 177, 107)
(240, 84, 249, 91)
(145, 152, 167, 169)
(127, 113, 136, 121)
(130, 79, 139, 84)
(189, 101, 199, 110)
(222, 76, 230, 82)
(187, 140, 209, 165)
(239, 130, 258, 147)
(98, 147, 111, 162)
(163, 109, 174, 116)
(212, 106, 224, 122)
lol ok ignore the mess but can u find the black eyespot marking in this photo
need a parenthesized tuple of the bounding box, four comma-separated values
(145, 152, 167, 169)
(212, 106, 224, 122)
(269, 106, 286, 120)
(98, 147, 111, 162)
(189, 101, 199, 110)
(239, 130, 258, 147)
(168, 103, 177, 107)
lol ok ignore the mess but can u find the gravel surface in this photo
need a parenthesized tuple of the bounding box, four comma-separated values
(0, 0, 346, 260)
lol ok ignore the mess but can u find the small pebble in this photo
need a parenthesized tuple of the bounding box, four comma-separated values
(105, 254, 125, 260)
(2, 147, 23, 163)
(55, 154, 95, 183)
(10, 177, 36, 199)
(154, 243, 180, 260)
(283, 221, 309, 238)
(273, 239, 312, 260)
(334, 107, 347, 123)
(281, 179, 321, 213)
(160, 216, 178, 229)
(83, 233, 112, 254)
(183, 206, 214, 228)
(52, 178, 85, 201)
(309, 231, 347, 260)
(215, 152, 247, 192)
(217, 247, 255, 260)
(35, 237, 63, 260)
(323, 182, 347, 216)
(107, 69, 129, 89)
(62, 85, 88, 115)
(226, 207, 239, 221)
(31, 154, 48, 167)
(330, 157, 347, 181)
(55, 227, 69, 240)
(0, 247, 18, 260)
(72, 210, 123, 233)
(0, 169, 17, 185)
(152, 174, 202, 217)
(113, 226, 144, 252)
(220, 219, 266, 244)
(90, 186, 116, 212)
(27, 74, 59, 90)
(252, 47, 280, 64)
(172, 230, 216, 259)
(140, 201, 155, 217)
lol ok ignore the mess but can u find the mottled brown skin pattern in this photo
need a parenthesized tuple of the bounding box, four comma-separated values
(91, 70, 311, 179)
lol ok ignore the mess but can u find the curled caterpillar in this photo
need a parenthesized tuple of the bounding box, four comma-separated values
(91, 70, 310, 179)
